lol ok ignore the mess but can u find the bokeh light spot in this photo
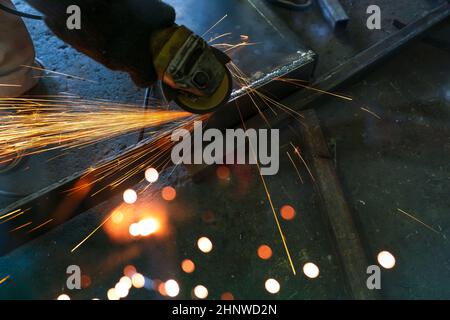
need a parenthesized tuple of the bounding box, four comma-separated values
(138, 217, 160, 236)
(115, 282, 129, 298)
(303, 262, 320, 279)
(165, 280, 180, 298)
(258, 245, 273, 260)
(145, 168, 159, 183)
(81, 275, 91, 289)
(377, 251, 396, 269)
(162, 186, 177, 201)
(129, 223, 140, 237)
(181, 259, 196, 274)
(123, 265, 136, 278)
(217, 166, 231, 180)
(123, 189, 137, 204)
(280, 205, 296, 221)
(158, 282, 167, 296)
(194, 285, 209, 299)
(107, 288, 120, 300)
(221, 292, 235, 300)
(131, 273, 145, 289)
(119, 276, 132, 290)
(265, 279, 281, 294)
(197, 237, 213, 253)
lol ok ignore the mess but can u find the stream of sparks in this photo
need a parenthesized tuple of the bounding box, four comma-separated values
(0, 97, 190, 165)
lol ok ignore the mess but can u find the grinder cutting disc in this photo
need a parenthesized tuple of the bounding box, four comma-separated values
(162, 66, 232, 114)
(152, 25, 233, 114)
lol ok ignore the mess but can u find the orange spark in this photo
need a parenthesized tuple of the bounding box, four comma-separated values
(0, 275, 10, 285)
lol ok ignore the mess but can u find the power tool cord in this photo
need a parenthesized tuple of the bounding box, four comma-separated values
(0, 3, 44, 20)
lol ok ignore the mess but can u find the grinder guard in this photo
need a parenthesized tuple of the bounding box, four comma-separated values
(152, 26, 233, 114)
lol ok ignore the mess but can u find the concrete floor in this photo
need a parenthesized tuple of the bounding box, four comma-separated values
(0, 0, 449, 299)
(318, 25, 450, 298)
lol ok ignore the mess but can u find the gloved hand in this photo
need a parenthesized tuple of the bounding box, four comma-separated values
(26, 0, 176, 87)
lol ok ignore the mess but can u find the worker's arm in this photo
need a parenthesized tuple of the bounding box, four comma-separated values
(26, 0, 176, 87)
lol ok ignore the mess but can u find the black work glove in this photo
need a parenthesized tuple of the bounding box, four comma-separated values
(26, 0, 176, 87)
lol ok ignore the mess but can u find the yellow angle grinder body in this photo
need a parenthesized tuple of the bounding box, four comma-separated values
(151, 25, 233, 114)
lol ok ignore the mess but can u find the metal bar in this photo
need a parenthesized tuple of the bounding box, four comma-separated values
(297, 109, 379, 300)
(317, 0, 349, 30)
(283, 0, 450, 110)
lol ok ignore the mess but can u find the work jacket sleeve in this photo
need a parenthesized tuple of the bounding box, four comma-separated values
(26, 0, 176, 87)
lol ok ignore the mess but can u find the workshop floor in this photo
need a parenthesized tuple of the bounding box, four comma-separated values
(317, 21, 450, 299)
(0, 1, 449, 299)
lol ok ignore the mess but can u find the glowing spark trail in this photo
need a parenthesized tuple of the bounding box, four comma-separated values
(10, 221, 32, 232)
(236, 106, 297, 275)
(71, 214, 113, 253)
(229, 63, 305, 120)
(202, 14, 228, 37)
(214, 42, 259, 53)
(360, 107, 382, 120)
(20, 65, 98, 84)
(0, 209, 27, 224)
(227, 59, 311, 275)
(0, 84, 21, 87)
(397, 208, 442, 235)
(276, 78, 353, 101)
(291, 143, 315, 183)
(208, 32, 232, 44)
(0, 275, 10, 285)
(286, 151, 304, 184)
(0, 97, 191, 165)
(27, 219, 54, 234)
(68, 115, 205, 252)
(0, 209, 22, 221)
(258, 169, 297, 275)
(65, 114, 206, 197)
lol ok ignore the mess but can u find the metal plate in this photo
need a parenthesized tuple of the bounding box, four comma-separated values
(0, 0, 317, 255)
(166, 0, 314, 86)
